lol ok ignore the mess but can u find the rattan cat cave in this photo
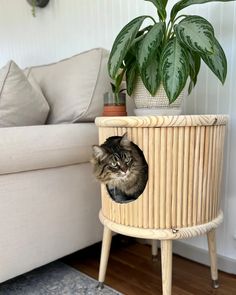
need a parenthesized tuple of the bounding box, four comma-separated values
(95, 115, 227, 295)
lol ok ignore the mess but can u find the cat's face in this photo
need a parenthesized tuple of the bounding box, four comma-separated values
(92, 134, 133, 183)
(104, 150, 132, 177)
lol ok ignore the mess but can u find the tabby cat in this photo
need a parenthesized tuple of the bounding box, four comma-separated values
(91, 133, 148, 203)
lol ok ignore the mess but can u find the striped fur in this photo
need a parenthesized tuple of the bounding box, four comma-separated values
(91, 134, 148, 203)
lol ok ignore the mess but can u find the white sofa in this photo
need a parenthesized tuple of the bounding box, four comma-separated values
(0, 48, 111, 282)
(0, 124, 102, 283)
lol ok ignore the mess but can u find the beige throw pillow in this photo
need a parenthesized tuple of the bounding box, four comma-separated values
(26, 48, 110, 124)
(0, 61, 50, 127)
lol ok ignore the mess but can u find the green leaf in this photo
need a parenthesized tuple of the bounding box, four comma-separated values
(114, 70, 125, 93)
(188, 80, 195, 95)
(201, 37, 227, 83)
(124, 50, 136, 68)
(160, 38, 189, 103)
(108, 16, 147, 79)
(189, 52, 201, 85)
(126, 64, 138, 96)
(140, 53, 161, 95)
(137, 22, 165, 71)
(110, 83, 116, 93)
(145, 0, 167, 20)
(175, 16, 215, 54)
(171, 0, 236, 21)
(188, 51, 201, 94)
(130, 34, 146, 56)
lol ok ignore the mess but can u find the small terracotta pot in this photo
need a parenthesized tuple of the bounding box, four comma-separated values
(103, 92, 127, 116)
(103, 105, 127, 116)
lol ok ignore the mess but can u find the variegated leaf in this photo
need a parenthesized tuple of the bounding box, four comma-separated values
(126, 63, 138, 96)
(171, 0, 236, 21)
(108, 16, 147, 79)
(201, 37, 227, 83)
(175, 16, 215, 54)
(140, 53, 161, 95)
(114, 70, 125, 93)
(124, 50, 136, 68)
(160, 38, 189, 102)
(188, 51, 201, 94)
(138, 22, 165, 71)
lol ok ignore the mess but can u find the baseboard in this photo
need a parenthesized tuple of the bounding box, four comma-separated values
(138, 239, 236, 275)
(173, 241, 236, 275)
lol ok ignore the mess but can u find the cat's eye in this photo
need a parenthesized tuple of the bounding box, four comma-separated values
(123, 155, 131, 164)
(110, 162, 117, 167)
(124, 158, 131, 164)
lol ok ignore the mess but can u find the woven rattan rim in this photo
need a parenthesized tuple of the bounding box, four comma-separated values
(95, 115, 228, 128)
(99, 210, 223, 240)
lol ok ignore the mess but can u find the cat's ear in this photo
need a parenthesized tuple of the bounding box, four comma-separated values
(120, 133, 131, 148)
(92, 145, 106, 160)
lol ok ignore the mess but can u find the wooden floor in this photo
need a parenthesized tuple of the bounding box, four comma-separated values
(62, 236, 236, 295)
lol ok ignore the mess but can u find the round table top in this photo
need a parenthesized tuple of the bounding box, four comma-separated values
(95, 115, 228, 128)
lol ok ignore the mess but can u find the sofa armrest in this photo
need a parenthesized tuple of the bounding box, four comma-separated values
(0, 123, 98, 175)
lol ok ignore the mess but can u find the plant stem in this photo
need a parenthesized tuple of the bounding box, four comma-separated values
(114, 92, 119, 105)
(114, 67, 126, 104)
(166, 15, 187, 41)
(163, 22, 168, 45)
(173, 14, 187, 23)
(147, 15, 157, 24)
(138, 25, 152, 34)
(32, 0, 36, 17)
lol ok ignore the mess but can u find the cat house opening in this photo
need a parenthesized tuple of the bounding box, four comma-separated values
(92, 133, 148, 204)
(106, 181, 147, 204)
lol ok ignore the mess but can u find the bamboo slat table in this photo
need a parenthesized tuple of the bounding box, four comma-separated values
(95, 115, 228, 295)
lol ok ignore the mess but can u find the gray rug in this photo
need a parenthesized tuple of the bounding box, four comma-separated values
(0, 261, 122, 295)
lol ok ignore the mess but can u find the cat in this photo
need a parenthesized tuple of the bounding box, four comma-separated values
(91, 133, 148, 203)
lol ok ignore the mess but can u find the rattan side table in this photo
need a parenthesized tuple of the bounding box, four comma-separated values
(95, 115, 227, 295)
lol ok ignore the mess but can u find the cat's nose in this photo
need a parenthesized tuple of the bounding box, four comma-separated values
(121, 166, 128, 172)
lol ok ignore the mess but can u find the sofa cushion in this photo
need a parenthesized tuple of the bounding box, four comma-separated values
(25, 48, 110, 124)
(0, 123, 98, 175)
(0, 61, 50, 127)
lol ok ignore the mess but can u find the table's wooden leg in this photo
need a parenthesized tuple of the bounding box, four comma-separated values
(207, 229, 219, 288)
(152, 240, 158, 261)
(161, 240, 173, 295)
(97, 226, 112, 289)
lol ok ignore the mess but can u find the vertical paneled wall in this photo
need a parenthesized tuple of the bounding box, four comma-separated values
(0, 0, 235, 264)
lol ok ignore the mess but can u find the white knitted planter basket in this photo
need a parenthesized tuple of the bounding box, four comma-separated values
(131, 78, 186, 116)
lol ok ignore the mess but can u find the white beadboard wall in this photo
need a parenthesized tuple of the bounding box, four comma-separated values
(0, 0, 235, 272)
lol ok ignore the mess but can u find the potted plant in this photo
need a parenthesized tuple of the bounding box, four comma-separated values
(108, 0, 235, 115)
(102, 81, 127, 116)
